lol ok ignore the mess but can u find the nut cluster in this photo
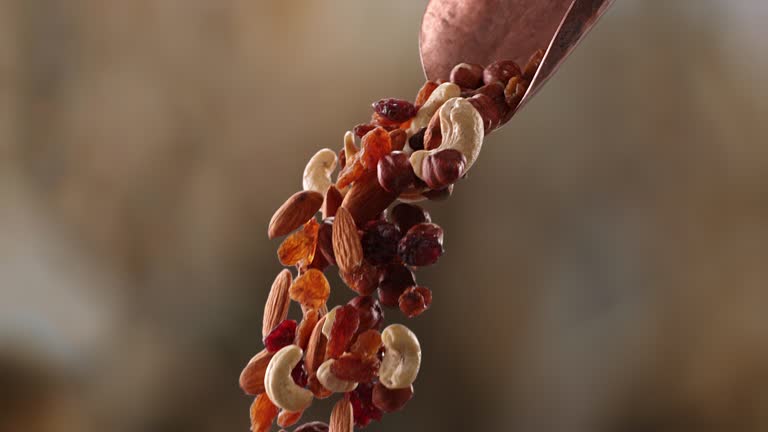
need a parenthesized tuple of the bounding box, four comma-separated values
(241, 52, 543, 432)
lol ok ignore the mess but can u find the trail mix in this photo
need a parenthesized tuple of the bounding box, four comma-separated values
(239, 51, 543, 432)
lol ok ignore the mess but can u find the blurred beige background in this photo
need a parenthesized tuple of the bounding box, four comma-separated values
(2, 1, 768, 431)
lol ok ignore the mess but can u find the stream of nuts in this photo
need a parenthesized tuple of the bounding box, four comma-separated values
(239, 52, 543, 432)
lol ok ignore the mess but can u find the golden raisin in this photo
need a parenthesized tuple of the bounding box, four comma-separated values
(277, 410, 304, 428)
(336, 157, 365, 189)
(250, 393, 279, 432)
(331, 352, 380, 382)
(350, 329, 382, 358)
(359, 127, 392, 170)
(339, 262, 380, 296)
(414, 80, 439, 108)
(295, 309, 320, 350)
(289, 269, 330, 309)
(325, 305, 360, 359)
(277, 219, 319, 266)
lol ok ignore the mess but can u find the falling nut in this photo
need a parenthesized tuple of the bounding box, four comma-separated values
(317, 359, 358, 393)
(406, 82, 461, 137)
(321, 306, 340, 339)
(265, 345, 314, 412)
(379, 324, 421, 389)
(303, 149, 338, 194)
(410, 97, 484, 185)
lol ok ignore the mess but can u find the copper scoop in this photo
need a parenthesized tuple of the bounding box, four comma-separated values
(420, 0, 614, 119)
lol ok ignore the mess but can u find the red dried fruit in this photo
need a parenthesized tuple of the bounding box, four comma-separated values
(398, 223, 444, 267)
(289, 269, 331, 309)
(373, 98, 417, 123)
(316, 218, 336, 266)
(277, 218, 319, 266)
(296, 309, 320, 350)
(483, 60, 522, 85)
(350, 329, 383, 358)
(378, 263, 416, 308)
(250, 393, 280, 432)
(264, 320, 297, 353)
(339, 261, 380, 296)
(399, 286, 432, 318)
(389, 129, 407, 151)
(350, 382, 383, 428)
(414, 81, 439, 108)
(277, 409, 304, 428)
(523, 49, 545, 80)
(336, 157, 365, 189)
(422, 148, 467, 190)
(331, 352, 380, 382)
(372, 383, 414, 413)
(450, 62, 485, 89)
(359, 127, 392, 170)
(505, 75, 528, 109)
(325, 305, 360, 359)
(377, 151, 415, 195)
(295, 421, 330, 432)
(408, 127, 427, 151)
(389, 203, 431, 234)
(353, 123, 377, 138)
(291, 361, 309, 388)
(347, 295, 384, 333)
(361, 220, 402, 265)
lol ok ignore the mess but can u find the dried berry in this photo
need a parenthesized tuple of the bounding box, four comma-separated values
(398, 223, 444, 267)
(373, 98, 417, 123)
(325, 305, 360, 359)
(291, 361, 309, 388)
(277, 218, 319, 266)
(361, 220, 402, 265)
(250, 393, 280, 432)
(289, 269, 331, 309)
(414, 81, 439, 108)
(336, 157, 365, 189)
(377, 151, 415, 195)
(483, 60, 522, 85)
(408, 127, 427, 151)
(277, 409, 304, 428)
(339, 261, 380, 296)
(372, 383, 414, 413)
(399, 286, 432, 318)
(504, 75, 528, 109)
(523, 49, 545, 80)
(422, 148, 467, 190)
(450, 62, 485, 89)
(350, 329, 383, 358)
(294, 422, 330, 432)
(350, 382, 383, 428)
(264, 320, 297, 353)
(347, 295, 384, 333)
(359, 127, 392, 170)
(331, 352, 380, 382)
(296, 309, 320, 350)
(378, 263, 416, 308)
(389, 203, 431, 234)
(353, 123, 377, 138)
(316, 218, 336, 266)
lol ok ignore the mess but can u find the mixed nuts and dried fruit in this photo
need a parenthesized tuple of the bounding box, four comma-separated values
(240, 52, 543, 432)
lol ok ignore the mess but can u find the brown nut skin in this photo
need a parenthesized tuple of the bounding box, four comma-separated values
(372, 382, 414, 413)
(422, 184, 453, 201)
(294, 421, 329, 432)
(483, 59, 522, 85)
(467, 93, 501, 132)
(421, 149, 467, 190)
(377, 151, 415, 195)
(388, 129, 407, 151)
(449, 62, 484, 89)
(423, 110, 443, 151)
(347, 295, 384, 333)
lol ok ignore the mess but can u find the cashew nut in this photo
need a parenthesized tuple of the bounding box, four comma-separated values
(321, 306, 340, 339)
(406, 82, 461, 138)
(409, 97, 484, 183)
(344, 131, 358, 159)
(302, 148, 337, 194)
(379, 324, 422, 389)
(316, 359, 358, 393)
(264, 345, 314, 412)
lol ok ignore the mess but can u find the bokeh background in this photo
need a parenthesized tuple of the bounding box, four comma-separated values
(2, 1, 768, 431)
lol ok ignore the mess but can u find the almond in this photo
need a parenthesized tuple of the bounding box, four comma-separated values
(263, 269, 293, 338)
(341, 171, 397, 227)
(322, 185, 343, 219)
(295, 308, 320, 350)
(269, 190, 323, 239)
(329, 395, 354, 432)
(239, 349, 275, 395)
(332, 207, 364, 273)
(304, 315, 328, 375)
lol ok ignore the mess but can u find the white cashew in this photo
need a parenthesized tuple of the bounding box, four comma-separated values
(264, 345, 314, 412)
(409, 97, 484, 182)
(302, 148, 337, 194)
(316, 359, 358, 393)
(406, 82, 461, 138)
(379, 324, 421, 389)
(321, 306, 340, 339)
(344, 131, 358, 159)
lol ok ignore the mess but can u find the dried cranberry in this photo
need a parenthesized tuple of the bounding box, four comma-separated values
(398, 223, 444, 267)
(291, 361, 308, 388)
(263, 319, 297, 353)
(408, 127, 427, 151)
(347, 295, 384, 333)
(399, 286, 432, 318)
(372, 98, 416, 123)
(350, 382, 383, 428)
(378, 263, 416, 308)
(353, 123, 376, 138)
(389, 203, 431, 234)
(361, 220, 402, 265)
(294, 422, 329, 432)
(340, 262, 380, 296)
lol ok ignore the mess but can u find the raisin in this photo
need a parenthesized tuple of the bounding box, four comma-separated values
(361, 220, 402, 265)
(316, 219, 336, 266)
(353, 123, 377, 138)
(325, 305, 360, 359)
(414, 81, 439, 108)
(389, 129, 407, 151)
(277, 218, 319, 266)
(378, 263, 416, 308)
(359, 127, 392, 170)
(389, 203, 431, 234)
(350, 329, 383, 358)
(350, 382, 383, 428)
(373, 98, 417, 123)
(523, 49, 545, 80)
(408, 127, 427, 151)
(289, 269, 331, 309)
(291, 361, 309, 388)
(295, 421, 330, 432)
(347, 295, 384, 333)
(264, 320, 297, 353)
(399, 286, 432, 318)
(331, 352, 380, 382)
(296, 309, 320, 350)
(277, 409, 304, 428)
(505, 75, 528, 108)
(398, 223, 445, 267)
(339, 262, 380, 296)
(372, 382, 414, 413)
(336, 157, 365, 189)
(250, 393, 279, 432)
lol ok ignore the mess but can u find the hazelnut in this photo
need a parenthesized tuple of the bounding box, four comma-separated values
(449, 62, 484, 89)
(421, 149, 466, 190)
(377, 151, 415, 195)
(422, 184, 453, 201)
(483, 60, 522, 85)
(467, 93, 501, 132)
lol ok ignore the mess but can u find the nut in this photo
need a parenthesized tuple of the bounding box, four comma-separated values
(321, 306, 339, 339)
(389, 128, 407, 151)
(264, 345, 314, 412)
(332, 207, 363, 273)
(329, 395, 354, 432)
(372, 382, 414, 413)
(410, 97, 484, 185)
(305, 315, 328, 375)
(321, 185, 343, 219)
(295, 422, 330, 432)
(504, 75, 528, 108)
(239, 349, 274, 395)
(269, 190, 324, 239)
(303, 148, 338, 194)
(263, 269, 293, 339)
(450, 62, 485, 89)
(421, 148, 466, 190)
(379, 324, 421, 389)
(317, 359, 358, 393)
(423, 109, 442, 150)
(377, 151, 415, 195)
(483, 60, 522, 85)
(340, 172, 397, 226)
(467, 93, 502, 132)
(344, 131, 358, 159)
(406, 82, 461, 137)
